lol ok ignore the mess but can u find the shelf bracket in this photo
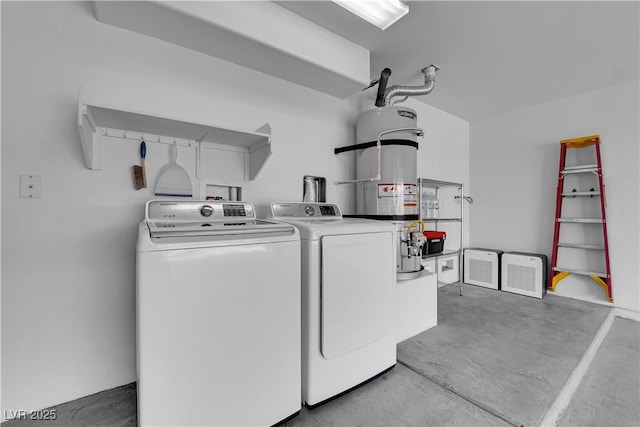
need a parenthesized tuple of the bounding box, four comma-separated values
(77, 86, 102, 170)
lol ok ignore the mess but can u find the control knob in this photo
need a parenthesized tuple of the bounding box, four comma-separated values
(200, 205, 214, 217)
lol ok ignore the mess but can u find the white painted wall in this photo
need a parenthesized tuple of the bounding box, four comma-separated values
(470, 81, 640, 311)
(1, 1, 469, 418)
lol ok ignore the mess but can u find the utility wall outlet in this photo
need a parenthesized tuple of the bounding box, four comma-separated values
(20, 174, 43, 198)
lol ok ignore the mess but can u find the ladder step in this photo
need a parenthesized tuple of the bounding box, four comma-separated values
(561, 191, 600, 197)
(557, 218, 604, 223)
(557, 243, 605, 250)
(563, 164, 598, 170)
(553, 267, 608, 278)
(562, 165, 598, 174)
(560, 135, 600, 147)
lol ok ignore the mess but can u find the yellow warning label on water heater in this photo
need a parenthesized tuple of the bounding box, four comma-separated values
(377, 183, 417, 215)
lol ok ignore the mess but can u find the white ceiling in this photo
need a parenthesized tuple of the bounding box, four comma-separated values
(277, 1, 640, 122)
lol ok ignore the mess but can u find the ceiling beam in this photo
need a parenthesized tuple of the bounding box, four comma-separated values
(93, 1, 370, 99)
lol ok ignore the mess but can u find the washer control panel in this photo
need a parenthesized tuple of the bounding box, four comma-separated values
(271, 202, 341, 219)
(147, 200, 255, 221)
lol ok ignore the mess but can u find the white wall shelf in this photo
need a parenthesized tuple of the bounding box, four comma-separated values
(77, 88, 271, 181)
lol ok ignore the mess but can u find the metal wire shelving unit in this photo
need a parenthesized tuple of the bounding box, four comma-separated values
(418, 178, 466, 296)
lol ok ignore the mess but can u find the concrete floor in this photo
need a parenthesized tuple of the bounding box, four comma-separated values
(2, 284, 638, 427)
(1, 383, 138, 427)
(397, 284, 612, 427)
(558, 317, 640, 426)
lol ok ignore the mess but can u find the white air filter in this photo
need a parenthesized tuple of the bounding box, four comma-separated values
(501, 252, 547, 299)
(463, 248, 503, 290)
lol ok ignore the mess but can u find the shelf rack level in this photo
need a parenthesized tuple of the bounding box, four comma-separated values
(549, 135, 612, 302)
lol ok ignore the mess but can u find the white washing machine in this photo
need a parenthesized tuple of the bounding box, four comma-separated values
(136, 200, 301, 426)
(270, 202, 396, 407)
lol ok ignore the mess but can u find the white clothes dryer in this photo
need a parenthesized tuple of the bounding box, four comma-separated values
(270, 202, 396, 407)
(137, 200, 301, 426)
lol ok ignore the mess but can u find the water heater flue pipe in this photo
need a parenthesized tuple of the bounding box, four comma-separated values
(375, 68, 392, 107)
(383, 64, 439, 107)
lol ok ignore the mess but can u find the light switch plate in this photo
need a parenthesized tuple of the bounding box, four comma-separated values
(20, 174, 43, 198)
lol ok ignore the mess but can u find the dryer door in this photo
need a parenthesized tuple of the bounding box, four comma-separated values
(321, 232, 394, 359)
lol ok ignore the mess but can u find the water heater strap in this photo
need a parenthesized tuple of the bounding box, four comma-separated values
(344, 214, 419, 221)
(334, 139, 418, 155)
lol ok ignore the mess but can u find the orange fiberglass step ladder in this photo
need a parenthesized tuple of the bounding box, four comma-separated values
(549, 135, 613, 302)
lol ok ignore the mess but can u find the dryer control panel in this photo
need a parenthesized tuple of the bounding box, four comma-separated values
(271, 202, 342, 219)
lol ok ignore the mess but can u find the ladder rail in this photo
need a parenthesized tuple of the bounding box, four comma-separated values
(595, 142, 613, 302)
(549, 143, 566, 291)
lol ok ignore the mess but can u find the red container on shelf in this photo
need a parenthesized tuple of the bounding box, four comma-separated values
(423, 231, 446, 255)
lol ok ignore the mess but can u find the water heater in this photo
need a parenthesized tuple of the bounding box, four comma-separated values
(335, 64, 440, 279)
(355, 106, 420, 218)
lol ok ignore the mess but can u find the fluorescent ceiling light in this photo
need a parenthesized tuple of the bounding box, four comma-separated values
(332, 0, 409, 30)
